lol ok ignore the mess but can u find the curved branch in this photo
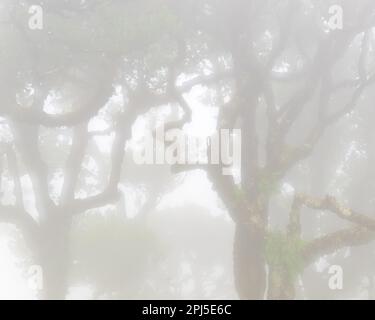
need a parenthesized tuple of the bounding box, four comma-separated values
(302, 227, 375, 265)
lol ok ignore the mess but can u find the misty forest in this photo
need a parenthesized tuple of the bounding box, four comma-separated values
(1, 0, 375, 300)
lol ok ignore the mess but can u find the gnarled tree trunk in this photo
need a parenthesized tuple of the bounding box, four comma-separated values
(233, 222, 266, 299)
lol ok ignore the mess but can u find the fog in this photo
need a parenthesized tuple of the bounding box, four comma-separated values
(1, 0, 375, 300)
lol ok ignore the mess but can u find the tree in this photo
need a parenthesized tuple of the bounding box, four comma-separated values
(1, 0, 375, 300)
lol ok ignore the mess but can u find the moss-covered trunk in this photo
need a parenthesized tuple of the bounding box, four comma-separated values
(268, 266, 296, 300)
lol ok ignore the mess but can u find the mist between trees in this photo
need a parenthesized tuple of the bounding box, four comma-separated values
(1, 0, 375, 300)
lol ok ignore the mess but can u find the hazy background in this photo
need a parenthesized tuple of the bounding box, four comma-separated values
(1, 0, 375, 300)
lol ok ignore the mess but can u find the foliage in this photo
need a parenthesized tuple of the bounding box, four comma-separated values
(48, 0, 178, 56)
(265, 231, 306, 281)
(258, 171, 281, 197)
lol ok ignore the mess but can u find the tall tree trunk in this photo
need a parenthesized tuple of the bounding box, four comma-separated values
(37, 215, 71, 300)
(233, 222, 266, 299)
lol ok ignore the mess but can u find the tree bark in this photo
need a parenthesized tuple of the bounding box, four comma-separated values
(37, 215, 71, 300)
(233, 222, 266, 299)
(267, 266, 295, 300)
